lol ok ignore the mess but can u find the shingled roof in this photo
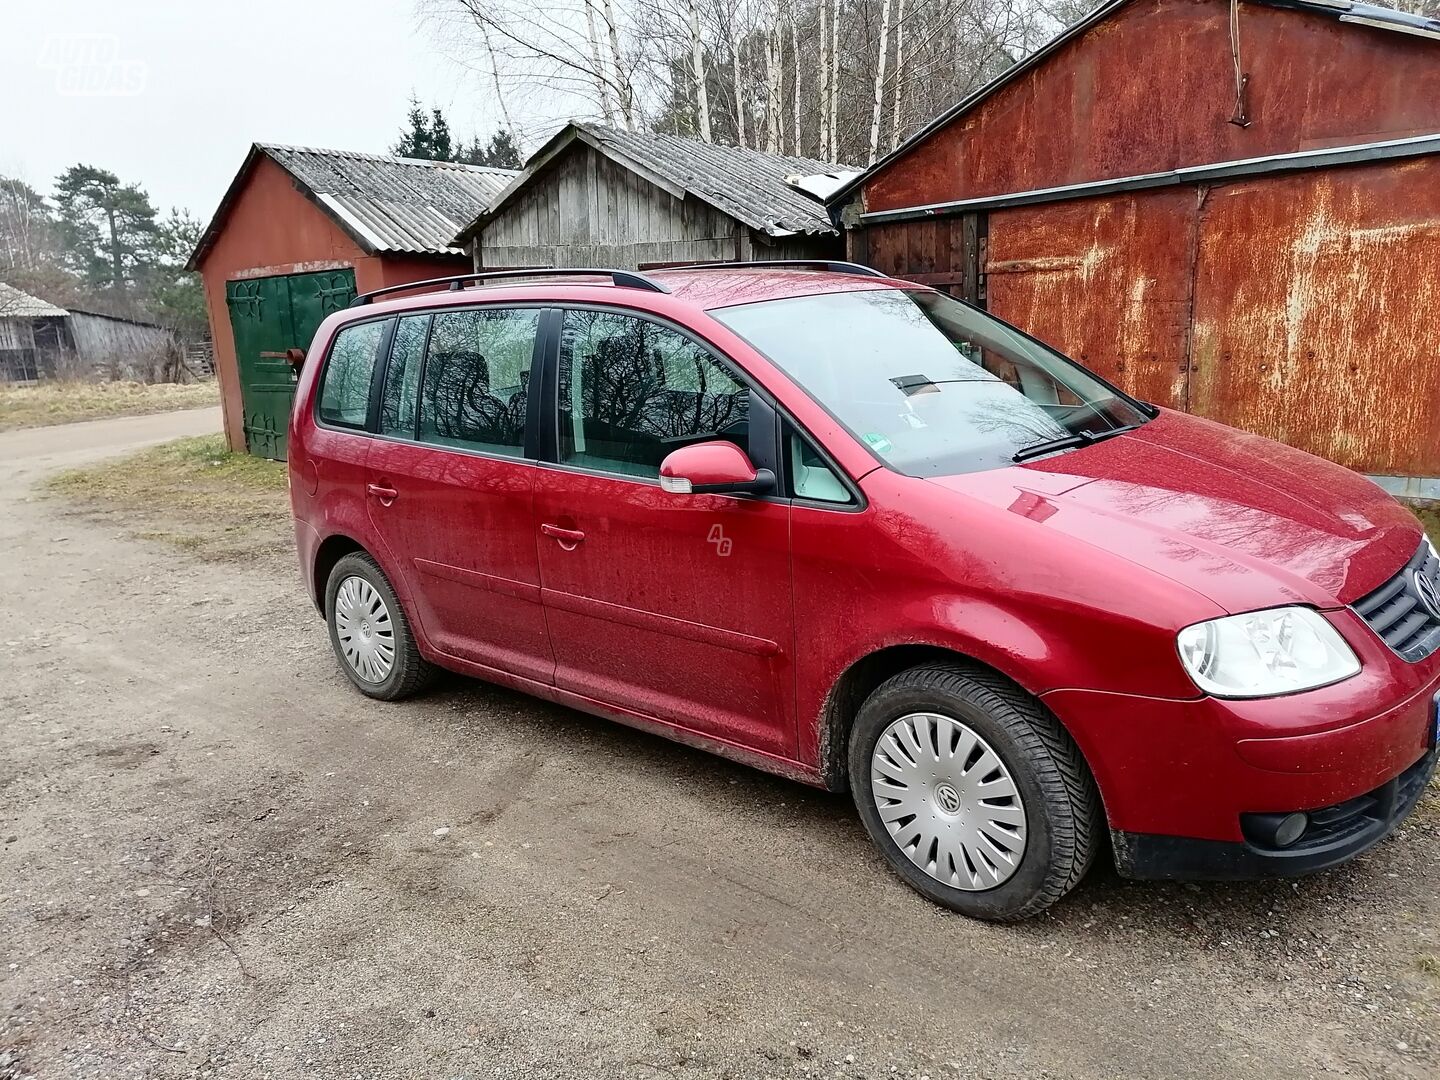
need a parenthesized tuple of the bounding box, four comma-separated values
(454, 122, 855, 244)
(188, 144, 518, 269)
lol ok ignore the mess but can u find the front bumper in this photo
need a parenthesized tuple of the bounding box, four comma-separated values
(1113, 744, 1436, 880)
(1043, 656, 1440, 880)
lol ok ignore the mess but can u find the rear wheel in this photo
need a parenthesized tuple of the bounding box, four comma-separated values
(848, 662, 1101, 921)
(325, 553, 435, 701)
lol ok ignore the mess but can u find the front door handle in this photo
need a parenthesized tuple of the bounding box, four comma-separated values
(367, 483, 399, 505)
(540, 523, 586, 546)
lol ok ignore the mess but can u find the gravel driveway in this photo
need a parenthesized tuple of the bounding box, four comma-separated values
(2, 409, 1437, 1079)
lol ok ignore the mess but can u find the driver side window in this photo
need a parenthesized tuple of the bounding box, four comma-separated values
(557, 309, 749, 478)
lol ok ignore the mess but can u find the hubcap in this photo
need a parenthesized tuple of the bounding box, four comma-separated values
(333, 576, 395, 683)
(870, 712, 1028, 891)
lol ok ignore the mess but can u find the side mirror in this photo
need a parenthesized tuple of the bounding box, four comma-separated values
(659, 440, 775, 496)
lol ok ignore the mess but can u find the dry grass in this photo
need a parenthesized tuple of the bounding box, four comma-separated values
(46, 435, 291, 562)
(0, 379, 218, 432)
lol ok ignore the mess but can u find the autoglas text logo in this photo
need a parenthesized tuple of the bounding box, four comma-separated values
(39, 35, 147, 97)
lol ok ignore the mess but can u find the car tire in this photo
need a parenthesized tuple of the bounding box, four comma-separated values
(848, 661, 1101, 921)
(324, 552, 436, 701)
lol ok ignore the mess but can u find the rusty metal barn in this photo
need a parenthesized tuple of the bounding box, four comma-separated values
(834, 0, 1440, 496)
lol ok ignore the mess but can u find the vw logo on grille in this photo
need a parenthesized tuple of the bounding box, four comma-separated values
(1417, 570, 1440, 621)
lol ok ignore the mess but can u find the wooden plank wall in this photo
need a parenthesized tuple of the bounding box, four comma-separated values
(479, 142, 839, 268)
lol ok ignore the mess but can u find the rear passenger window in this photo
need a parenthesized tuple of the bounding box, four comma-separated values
(319, 320, 386, 428)
(418, 308, 537, 456)
(381, 315, 429, 438)
(557, 310, 749, 477)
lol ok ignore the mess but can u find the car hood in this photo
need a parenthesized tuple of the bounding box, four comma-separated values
(925, 410, 1422, 613)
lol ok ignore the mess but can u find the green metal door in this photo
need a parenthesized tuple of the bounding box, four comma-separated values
(226, 269, 357, 460)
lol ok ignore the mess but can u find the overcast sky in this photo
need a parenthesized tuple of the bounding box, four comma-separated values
(0, 0, 523, 223)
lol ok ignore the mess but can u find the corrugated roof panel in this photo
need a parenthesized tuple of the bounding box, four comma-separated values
(0, 282, 69, 318)
(259, 144, 516, 255)
(579, 125, 856, 235)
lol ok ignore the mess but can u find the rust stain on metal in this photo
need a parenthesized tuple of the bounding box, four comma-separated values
(985, 189, 1201, 410)
(863, 0, 1440, 215)
(1189, 156, 1440, 475)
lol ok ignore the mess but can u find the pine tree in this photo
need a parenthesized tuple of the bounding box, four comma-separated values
(430, 109, 455, 161)
(482, 130, 522, 168)
(391, 97, 433, 159)
(52, 164, 160, 293)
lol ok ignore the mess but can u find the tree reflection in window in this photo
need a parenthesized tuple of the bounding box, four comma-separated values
(558, 310, 748, 477)
(319, 320, 384, 427)
(418, 308, 537, 455)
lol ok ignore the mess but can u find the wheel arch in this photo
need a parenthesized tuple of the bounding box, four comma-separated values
(814, 643, 1098, 799)
(311, 534, 367, 614)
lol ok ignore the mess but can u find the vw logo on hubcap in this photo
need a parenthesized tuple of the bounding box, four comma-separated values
(1416, 570, 1440, 621)
(935, 783, 963, 815)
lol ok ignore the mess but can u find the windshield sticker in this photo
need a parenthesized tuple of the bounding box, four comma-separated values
(861, 432, 894, 453)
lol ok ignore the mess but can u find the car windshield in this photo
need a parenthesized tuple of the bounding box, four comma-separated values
(711, 288, 1149, 477)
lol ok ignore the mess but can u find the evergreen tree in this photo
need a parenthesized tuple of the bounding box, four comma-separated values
(482, 130, 522, 168)
(52, 164, 160, 293)
(429, 109, 455, 161)
(147, 209, 207, 336)
(391, 97, 433, 159)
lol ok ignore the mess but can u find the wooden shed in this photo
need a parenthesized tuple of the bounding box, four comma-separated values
(0, 283, 178, 382)
(834, 0, 1440, 496)
(455, 122, 855, 270)
(189, 144, 517, 458)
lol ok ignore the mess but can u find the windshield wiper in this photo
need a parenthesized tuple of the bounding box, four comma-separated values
(1012, 423, 1141, 463)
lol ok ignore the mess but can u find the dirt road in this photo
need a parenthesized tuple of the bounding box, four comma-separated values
(2, 410, 1437, 1079)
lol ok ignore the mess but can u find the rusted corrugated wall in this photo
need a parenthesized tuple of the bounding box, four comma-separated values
(982, 157, 1440, 476)
(850, 0, 1440, 479)
(1190, 157, 1440, 476)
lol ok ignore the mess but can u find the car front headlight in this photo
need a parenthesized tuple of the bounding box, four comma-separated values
(1177, 606, 1360, 698)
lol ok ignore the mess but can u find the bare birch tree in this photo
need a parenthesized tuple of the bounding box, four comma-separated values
(427, 0, 1080, 166)
(687, 0, 713, 140)
(868, 0, 894, 163)
(889, 0, 907, 150)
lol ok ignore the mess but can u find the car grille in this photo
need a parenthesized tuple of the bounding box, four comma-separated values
(1352, 540, 1440, 663)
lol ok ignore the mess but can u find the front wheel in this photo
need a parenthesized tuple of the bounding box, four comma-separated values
(848, 662, 1101, 921)
(325, 552, 435, 701)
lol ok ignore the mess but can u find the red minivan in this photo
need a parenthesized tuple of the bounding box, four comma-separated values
(288, 262, 1439, 921)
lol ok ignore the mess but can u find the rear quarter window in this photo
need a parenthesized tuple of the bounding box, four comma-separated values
(319, 320, 387, 428)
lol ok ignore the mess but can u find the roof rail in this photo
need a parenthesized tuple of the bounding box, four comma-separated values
(658, 260, 887, 278)
(349, 267, 670, 307)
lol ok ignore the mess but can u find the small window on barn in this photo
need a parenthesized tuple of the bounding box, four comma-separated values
(319, 320, 386, 428)
(381, 315, 429, 438)
(418, 308, 538, 456)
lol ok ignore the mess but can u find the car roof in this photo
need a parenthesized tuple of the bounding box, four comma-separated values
(345, 266, 913, 321)
(648, 267, 909, 309)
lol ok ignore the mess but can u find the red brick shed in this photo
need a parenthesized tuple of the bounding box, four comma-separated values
(836, 0, 1440, 496)
(188, 145, 516, 458)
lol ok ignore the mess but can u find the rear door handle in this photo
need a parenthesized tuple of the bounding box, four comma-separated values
(367, 483, 399, 503)
(540, 523, 585, 544)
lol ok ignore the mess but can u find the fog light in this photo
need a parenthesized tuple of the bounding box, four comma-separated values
(1244, 811, 1309, 849)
